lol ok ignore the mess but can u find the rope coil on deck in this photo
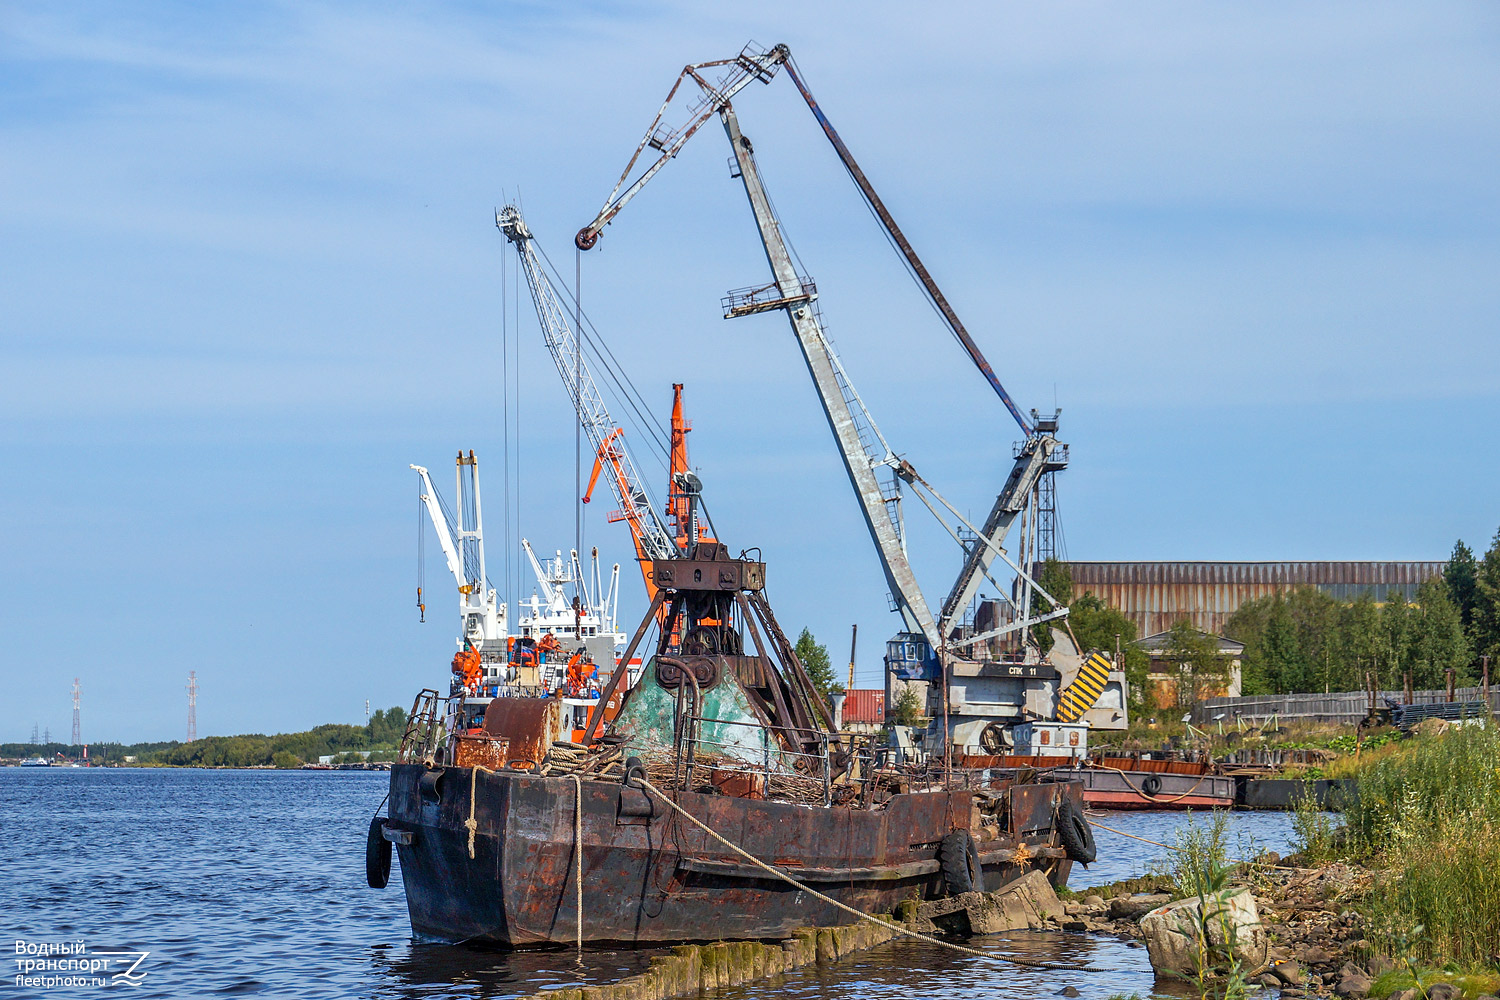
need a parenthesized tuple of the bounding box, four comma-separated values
(635, 775, 1102, 973)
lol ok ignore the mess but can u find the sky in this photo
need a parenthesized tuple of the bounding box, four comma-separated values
(2, 2, 1497, 744)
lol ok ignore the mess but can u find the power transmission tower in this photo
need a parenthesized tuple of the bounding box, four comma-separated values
(30, 723, 38, 745)
(186, 671, 198, 743)
(43, 727, 50, 744)
(72, 678, 81, 746)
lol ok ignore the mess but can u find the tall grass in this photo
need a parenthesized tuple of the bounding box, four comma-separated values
(1345, 723, 1500, 967)
(1289, 788, 1339, 862)
(1165, 811, 1232, 899)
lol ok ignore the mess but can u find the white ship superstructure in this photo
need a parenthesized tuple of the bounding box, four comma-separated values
(412, 452, 635, 742)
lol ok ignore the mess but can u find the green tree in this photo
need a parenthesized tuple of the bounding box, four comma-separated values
(1337, 592, 1382, 692)
(1446, 539, 1479, 634)
(1225, 593, 1276, 694)
(1286, 587, 1341, 692)
(1032, 558, 1073, 652)
(1066, 592, 1150, 714)
(366, 706, 408, 747)
(1161, 619, 1231, 706)
(1474, 527, 1500, 667)
(888, 686, 925, 727)
(794, 628, 841, 701)
(1380, 591, 1412, 691)
(1407, 578, 1471, 688)
(1262, 596, 1306, 694)
(271, 750, 301, 769)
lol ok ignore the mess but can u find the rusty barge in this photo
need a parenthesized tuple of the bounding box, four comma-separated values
(369, 537, 1094, 947)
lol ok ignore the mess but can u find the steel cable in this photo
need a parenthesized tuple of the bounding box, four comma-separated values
(635, 775, 1103, 972)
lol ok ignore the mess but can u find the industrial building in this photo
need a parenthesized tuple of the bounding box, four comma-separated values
(1066, 561, 1446, 638)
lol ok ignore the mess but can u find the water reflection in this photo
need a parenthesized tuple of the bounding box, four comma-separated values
(368, 942, 666, 999)
(702, 932, 1205, 1000)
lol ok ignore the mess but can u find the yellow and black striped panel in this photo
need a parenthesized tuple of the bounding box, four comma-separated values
(1057, 651, 1114, 722)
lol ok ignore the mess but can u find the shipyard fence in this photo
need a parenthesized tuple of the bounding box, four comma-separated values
(1193, 686, 1500, 726)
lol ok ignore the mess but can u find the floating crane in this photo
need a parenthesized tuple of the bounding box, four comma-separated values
(575, 43, 1117, 739)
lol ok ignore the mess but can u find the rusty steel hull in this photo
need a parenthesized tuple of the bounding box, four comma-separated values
(386, 763, 1079, 947)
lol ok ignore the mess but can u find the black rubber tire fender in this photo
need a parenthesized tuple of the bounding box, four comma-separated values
(938, 829, 983, 896)
(366, 815, 392, 889)
(1141, 774, 1164, 797)
(1056, 797, 1097, 866)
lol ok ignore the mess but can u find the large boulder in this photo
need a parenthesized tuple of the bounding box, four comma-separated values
(963, 869, 1065, 934)
(1139, 888, 1270, 979)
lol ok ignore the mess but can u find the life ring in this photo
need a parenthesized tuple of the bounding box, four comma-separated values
(365, 816, 391, 889)
(1141, 774, 1164, 797)
(1056, 797, 1097, 866)
(938, 829, 983, 896)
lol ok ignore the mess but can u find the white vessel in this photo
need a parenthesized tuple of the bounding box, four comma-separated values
(412, 453, 636, 744)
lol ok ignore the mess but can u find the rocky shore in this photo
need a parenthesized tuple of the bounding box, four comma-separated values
(1063, 859, 1499, 999)
(515, 853, 1492, 1000)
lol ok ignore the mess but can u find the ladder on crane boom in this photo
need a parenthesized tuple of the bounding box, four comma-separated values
(574, 42, 1068, 651)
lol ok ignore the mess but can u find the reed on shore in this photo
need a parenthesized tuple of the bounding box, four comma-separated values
(1341, 722, 1500, 969)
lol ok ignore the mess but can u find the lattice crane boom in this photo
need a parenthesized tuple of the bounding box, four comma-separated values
(497, 205, 676, 565)
(574, 42, 1072, 651)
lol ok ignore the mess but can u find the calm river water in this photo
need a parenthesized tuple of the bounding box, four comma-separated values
(0, 769, 1308, 999)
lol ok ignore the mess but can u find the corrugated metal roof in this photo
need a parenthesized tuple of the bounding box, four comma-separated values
(1062, 561, 1444, 637)
(841, 689, 885, 724)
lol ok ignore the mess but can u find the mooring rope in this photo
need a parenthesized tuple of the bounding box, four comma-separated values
(1093, 765, 1216, 805)
(571, 773, 584, 957)
(466, 767, 482, 860)
(1087, 818, 1317, 873)
(635, 776, 1101, 973)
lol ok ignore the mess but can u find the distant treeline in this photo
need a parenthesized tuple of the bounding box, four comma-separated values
(1226, 530, 1500, 695)
(3, 706, 408, 768)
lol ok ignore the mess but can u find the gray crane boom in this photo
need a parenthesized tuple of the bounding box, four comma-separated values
(573, 44, 1078, 651)
(937, 430, 1066, 635)
(719, 105, 940, 647)
(497, 205, 677, 563)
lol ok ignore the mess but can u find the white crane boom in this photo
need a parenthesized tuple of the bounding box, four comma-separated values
(411, 459, 506, 648)
(521, 538, 560, 609)
(411, 464, 466, 590)
(718, 106, 940, 646)
(496, 205, 676, 563)
(574, 43, 1080, 650)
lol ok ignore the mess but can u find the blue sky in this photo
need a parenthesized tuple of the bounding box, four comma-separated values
(3, 2, 1497, 743)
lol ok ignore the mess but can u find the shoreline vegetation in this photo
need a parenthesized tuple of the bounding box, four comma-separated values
(1088, 720, 1500, 1000)
(0, 706, 408, 768)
